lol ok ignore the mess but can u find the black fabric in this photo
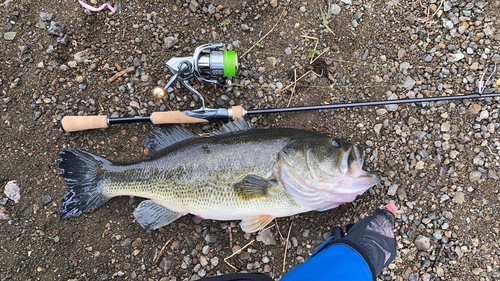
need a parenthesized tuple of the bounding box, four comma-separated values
(199, 273, 273, 281)
(330, 226, 345, 240)
(331, 208, 397, 277)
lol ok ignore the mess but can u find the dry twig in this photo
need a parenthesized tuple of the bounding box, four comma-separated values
(153, 237, 173, 266)
(287, 68, 298, 107)
(259, 223, 276, 234)
(300, 35, 318, 40)
(487, 145, 499, 156)
(228, 226, 233, 249)
(417, 0, 444, 23)
(282, 69, 312, 92)
(224, 239, 255, 271)
(418, 0, 429, 18)
(107, 66, 135, 83)
(310, 47, 330, 65)
(274, 219, 285, 241)
(282, 222, 293, 273)
(300, 35, 319, 64)
(242, 9, 286, 58)
(433, 242, 445, 268)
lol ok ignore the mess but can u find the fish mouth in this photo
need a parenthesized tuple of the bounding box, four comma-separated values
(340, 146, 380, 184)
(347, 146, 364, 177)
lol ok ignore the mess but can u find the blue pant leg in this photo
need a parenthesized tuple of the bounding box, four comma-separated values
(280, 243, 372, 281)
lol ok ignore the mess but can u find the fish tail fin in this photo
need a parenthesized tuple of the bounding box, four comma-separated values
(58, 149, 112, 218)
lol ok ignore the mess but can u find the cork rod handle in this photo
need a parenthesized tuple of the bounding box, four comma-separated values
(231, 106, 244, 120)
(60, 116, 109, 132)
(150, 111, 209, 124)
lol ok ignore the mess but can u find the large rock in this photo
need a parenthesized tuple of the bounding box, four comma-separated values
(492, 54, 500, 64)
(164, 37, 178, 49)
(330, 4, 341, 15)
(3, 32, 16, 41)
(4, 180, 20, 203)
(403, 76, 415, 89)
(74, 49, 94, 63)
(414, 235, 430, 251)
(48, 21, 65, 37)
(159, 257, 175, 274)
(256, 228, 276, 245)
(453, 192, 465, 204)
(469, 171, 482, 182)
(189, 0, 199, 12)
(39, 12, 53, 21)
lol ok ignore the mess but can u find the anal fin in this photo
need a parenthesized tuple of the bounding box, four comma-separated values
(240, 215, 274, 233)
(133, 200, 184, 230)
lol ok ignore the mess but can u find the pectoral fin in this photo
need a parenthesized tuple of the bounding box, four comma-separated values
(240, 215, 274, 233)
(133, 200, 184, 230)
(233, 175, 273, 200)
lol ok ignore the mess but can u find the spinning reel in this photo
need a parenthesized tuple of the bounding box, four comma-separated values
(152, 43, 240, 110)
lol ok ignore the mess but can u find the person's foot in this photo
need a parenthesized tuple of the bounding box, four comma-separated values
(330, 204, 398, 276)
(382, 203, 397, 215)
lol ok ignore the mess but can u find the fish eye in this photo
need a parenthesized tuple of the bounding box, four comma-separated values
(331, 139, 341, 148)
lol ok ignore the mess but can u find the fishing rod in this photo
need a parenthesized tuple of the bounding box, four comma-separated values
(60, 91, 500, 132)
(60, 44, 499, 132)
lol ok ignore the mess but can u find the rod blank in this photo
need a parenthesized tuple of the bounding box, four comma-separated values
(247, 93, 500, 115)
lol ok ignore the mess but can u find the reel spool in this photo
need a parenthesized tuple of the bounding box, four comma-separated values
(196, 48, 238, 79)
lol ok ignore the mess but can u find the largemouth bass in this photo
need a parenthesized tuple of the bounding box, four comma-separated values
(58, 119, 379, 233)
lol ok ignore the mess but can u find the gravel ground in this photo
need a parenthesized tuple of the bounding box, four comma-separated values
(1, 0, 500, 280)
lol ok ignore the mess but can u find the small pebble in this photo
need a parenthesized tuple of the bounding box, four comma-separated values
(42, 194, 52, 205)
(204, 234, 217, 243)
(3, 32, 16, 41)
(330, 4, 341, 15)
(4, 180, 20, 203)
(39, 12, 53, 21)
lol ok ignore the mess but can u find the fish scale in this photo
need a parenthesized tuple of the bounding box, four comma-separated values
(58, 119, 379, 233)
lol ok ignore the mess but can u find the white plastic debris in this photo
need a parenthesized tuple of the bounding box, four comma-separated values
(78, 0, 116, 13)
(4, 180, 20, 203)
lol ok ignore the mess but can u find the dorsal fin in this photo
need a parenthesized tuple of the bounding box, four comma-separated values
(211, 118, 253, 136)
(145, 126, 200, 157)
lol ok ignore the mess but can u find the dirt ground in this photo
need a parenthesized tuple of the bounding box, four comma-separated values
(1, 0, 500, 280)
